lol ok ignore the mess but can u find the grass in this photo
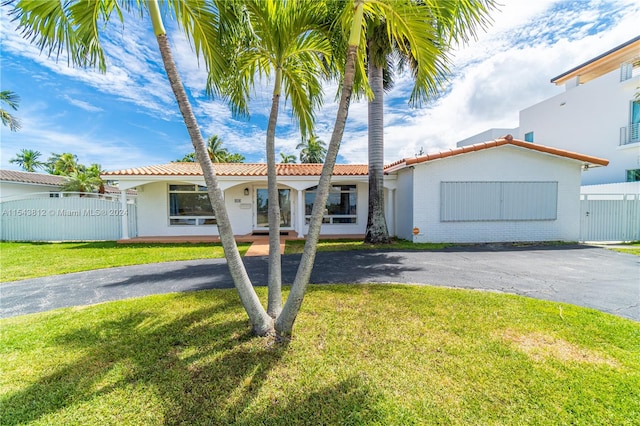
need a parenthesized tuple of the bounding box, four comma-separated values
(284, 238, 450, 254)
(611, 241, 640, 256)
(0, 241, 250, 282)
(1, 284, 638, 425)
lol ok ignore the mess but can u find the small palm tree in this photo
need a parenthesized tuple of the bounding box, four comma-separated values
(297, 135, 327, 163)
(47, 152, 81, 176)
(206, 135, 231, 163)
(0, 90, 22, 131)
(60, 170, 103, 193)
(279, 153, 297, 164)
(9, 148, 44, 172)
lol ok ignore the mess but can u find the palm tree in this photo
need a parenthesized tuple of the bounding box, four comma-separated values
(60, 170, 102, 193)
(363, 1, 496, 244)
(276, 0, 496, 337)
(297, 135, 327, 163)
(47, 152, 81, 176)
(9, 148, 44, 172)
(7, 0, 275, 335)
(0, 90, 21, 131)
(205, 135, 230, 162)
(279, 153, 297, 164)
(227, 0, 331, 318)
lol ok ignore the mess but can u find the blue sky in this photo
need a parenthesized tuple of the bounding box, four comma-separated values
(1, 0, 639, 172)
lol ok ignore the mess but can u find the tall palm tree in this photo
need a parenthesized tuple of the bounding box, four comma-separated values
(363, 1, 496, 244)
(9, 148, 44, 172)
(227, 0, 331, 318)
(0, 90, 21, 131)
(297, 134, 328, 163)
(7, 0, 274, 335)
(279, 153, 297, 164)
(276, 0, 496, 337)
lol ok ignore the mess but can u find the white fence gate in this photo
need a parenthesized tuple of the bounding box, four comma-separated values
(0, 193, 137, 241)
(580, 193, 640, 242)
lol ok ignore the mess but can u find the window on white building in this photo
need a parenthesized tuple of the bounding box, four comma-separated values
(168, 184, 216, 226)
(627, 169, 640, 182)
(524, 131, 534, 142)
(305, 185, 357, 224)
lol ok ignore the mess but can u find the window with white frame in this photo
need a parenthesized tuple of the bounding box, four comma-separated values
(305, 185, 357, 224)
(168, 184, 216, 226)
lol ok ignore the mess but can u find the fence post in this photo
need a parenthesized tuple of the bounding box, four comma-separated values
(120, 190, 129, 240)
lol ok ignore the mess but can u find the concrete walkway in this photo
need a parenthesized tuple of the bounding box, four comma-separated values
(2, 244, 638, 321)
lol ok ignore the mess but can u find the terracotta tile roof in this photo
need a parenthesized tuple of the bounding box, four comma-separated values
(103, 162, 369, 177)
(0, 169, 66, 186)
(384, 137, 609, 172)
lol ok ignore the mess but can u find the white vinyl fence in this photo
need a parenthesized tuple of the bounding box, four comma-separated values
(580, 193, 640, 242)
(0, 193, 137, 241)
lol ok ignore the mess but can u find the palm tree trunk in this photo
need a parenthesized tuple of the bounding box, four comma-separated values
(148, 0, 273, 336)
(267, 68, 283, 318)
(365, 58, 391, 244)
(275, 0, 365, 339)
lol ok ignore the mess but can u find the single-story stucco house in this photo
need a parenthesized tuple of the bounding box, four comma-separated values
(0, 169, 133, 199)
(101, 137, 608, 243)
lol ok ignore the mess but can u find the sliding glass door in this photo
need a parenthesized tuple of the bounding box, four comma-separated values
(255, 188, 292, 229)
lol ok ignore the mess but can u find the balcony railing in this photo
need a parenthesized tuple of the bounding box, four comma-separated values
(620, 59, 640, 82)
(620, 123, 640, 145)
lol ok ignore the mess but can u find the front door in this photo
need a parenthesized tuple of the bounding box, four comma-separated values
(255, 188, 292, 229)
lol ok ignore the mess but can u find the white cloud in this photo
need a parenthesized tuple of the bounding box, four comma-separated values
(62, 95, 104, 113)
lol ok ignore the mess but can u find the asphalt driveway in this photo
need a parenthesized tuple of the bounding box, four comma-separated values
(1, 244, 638, 321)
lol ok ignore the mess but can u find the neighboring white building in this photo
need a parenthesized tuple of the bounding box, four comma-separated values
(0, 170, 66, 199)
(458, 36, 640, 186)
(99, 138, 608, 243)
(386, 137, 608, 243)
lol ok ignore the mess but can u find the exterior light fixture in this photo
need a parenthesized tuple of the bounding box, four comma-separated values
(244, 188, 250, 196)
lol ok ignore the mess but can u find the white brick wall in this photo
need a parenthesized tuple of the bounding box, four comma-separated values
(407, 145, 582, 243)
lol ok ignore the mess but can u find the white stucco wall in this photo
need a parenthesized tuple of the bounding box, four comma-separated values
(519, 69, 640, 185)
(134, 179, 368, 237)
(408, 146, 582, 243)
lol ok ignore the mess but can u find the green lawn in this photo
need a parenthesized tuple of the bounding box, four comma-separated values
(0, 241, 249, 282)
(1, 285, 638, 425)
(611, 242, 640, 256)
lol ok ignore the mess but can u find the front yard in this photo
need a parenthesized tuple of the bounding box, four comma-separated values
(1, 285, 638, 425)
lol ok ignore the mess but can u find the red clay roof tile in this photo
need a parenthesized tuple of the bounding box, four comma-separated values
(103, 163, 369, 177)
(384, 137, 609, 172)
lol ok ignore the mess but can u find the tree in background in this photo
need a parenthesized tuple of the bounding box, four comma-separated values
(0, 90, 21, 131)
(279, 153, 297, 164)
(60, 169, 103, 193)
(9, 148, 44, 172)
(296, 134, 327, 163)
(47, 152, 81, 175)
(176, 136, 245, 163)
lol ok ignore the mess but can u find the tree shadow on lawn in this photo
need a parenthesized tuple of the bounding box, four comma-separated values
(0, 292, 387, 425)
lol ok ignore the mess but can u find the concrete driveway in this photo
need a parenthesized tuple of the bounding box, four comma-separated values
(1, 244, 638, 321)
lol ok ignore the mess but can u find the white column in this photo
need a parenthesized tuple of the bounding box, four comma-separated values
(297, 189, 305, 238)
(120, 190, 129, 240)
(386, 188, 395, 237)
